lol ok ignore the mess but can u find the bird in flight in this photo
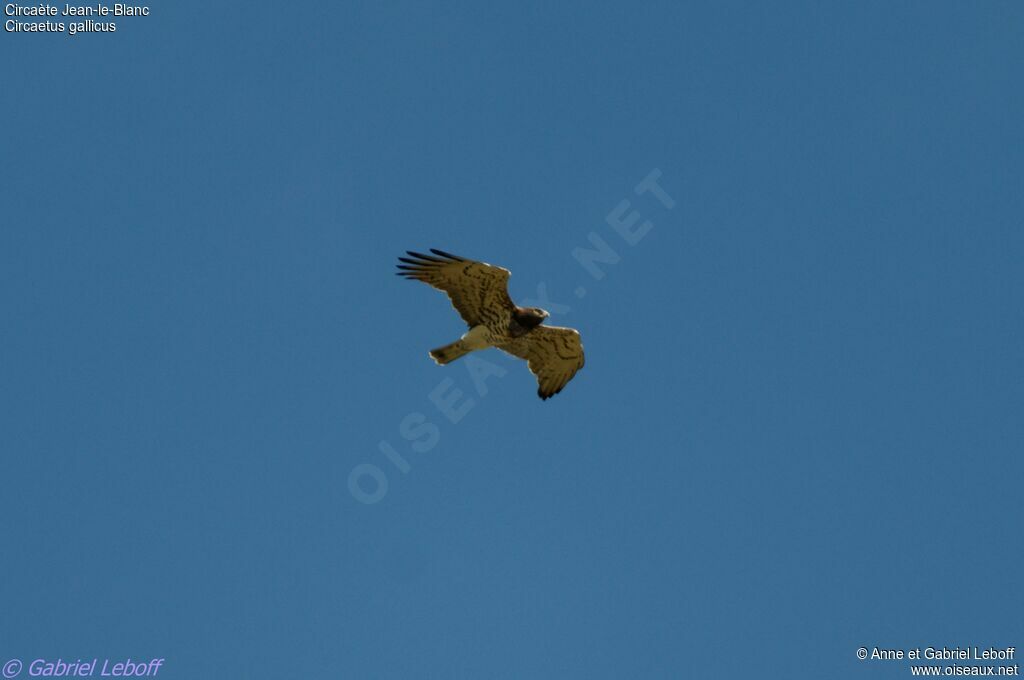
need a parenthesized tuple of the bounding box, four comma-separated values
(396, 249, 585, 400)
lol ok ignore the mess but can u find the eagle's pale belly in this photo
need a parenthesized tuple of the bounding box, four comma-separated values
(461, 324, 497, 350)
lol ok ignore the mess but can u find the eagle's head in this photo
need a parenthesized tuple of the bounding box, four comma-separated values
(514, 306, 549, 329)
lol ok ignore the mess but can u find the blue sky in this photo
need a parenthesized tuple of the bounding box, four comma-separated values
(2, 2, 1022, 678)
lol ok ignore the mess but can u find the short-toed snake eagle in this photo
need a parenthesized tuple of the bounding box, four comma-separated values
(396, 249, 585, 400)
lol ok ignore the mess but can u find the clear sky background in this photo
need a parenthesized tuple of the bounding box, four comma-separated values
(2, 2, 1022, 679)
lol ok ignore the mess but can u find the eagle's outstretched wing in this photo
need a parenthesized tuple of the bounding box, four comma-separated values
(498, 325, 585, 400)
(396, 249, 515, 328)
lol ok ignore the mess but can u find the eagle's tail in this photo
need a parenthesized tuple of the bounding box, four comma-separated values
(429, 340, 471, 365)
